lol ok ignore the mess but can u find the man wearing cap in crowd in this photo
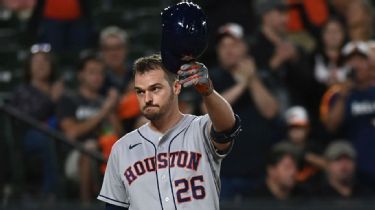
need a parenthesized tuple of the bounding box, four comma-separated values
(99, 26, 142, 133)
(208, 22, 281, 200)
(321, 41, 375, 191)
(314, 141, 373, 198)
(100, 26, 133, 95)
(284, 106, 325, 189)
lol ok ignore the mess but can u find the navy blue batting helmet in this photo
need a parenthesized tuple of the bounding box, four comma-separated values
(161, 2, 208, 74)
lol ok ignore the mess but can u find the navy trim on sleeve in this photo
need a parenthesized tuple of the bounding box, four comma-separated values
(98, 194, 130, 205)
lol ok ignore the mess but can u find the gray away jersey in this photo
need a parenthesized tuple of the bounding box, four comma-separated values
(97, 114, 232, 210)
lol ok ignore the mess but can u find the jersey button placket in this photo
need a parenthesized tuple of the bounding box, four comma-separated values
(158, 136, 164, 150)
(156, 137, 174, 208)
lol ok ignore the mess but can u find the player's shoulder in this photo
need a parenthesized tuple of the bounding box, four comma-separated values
(190, 114, 210, 123)
(111, 128, 144, 151)
(184, 114, 210, 130)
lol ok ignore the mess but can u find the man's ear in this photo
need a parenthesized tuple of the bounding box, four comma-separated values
(174, 80, 182, 95)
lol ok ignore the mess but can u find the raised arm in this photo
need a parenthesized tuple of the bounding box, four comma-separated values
(203, 91, 236, 151)
(247, 75, 279, 119)
(59, 90, 119, 140)
(323, 83, 352, 132)
(233, 58, 279, 119)
(178, 62, 240, 151)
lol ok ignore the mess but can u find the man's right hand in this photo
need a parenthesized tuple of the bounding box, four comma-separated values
(232, 57, 256, 84)
(271, 41, 297, 69)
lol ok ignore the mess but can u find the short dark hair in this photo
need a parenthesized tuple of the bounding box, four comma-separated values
(77, 50, 103, 72)
(266, 144, 298, 167)
(133, 54, 177, 84)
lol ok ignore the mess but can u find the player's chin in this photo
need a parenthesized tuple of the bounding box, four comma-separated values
(142, 111, 162, 121)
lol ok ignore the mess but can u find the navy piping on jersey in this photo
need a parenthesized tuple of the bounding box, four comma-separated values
(168, 117, 196, 210)
(98, 194, 130, 205)
(201, 121, 221, 198)
(137, 130, 164, 210)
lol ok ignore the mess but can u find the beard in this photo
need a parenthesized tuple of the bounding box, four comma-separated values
(143, 105, 163, 121)
(142, 89, 175, 121)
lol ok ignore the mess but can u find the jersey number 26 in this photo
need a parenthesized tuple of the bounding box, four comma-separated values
(174, 175, 206, 203)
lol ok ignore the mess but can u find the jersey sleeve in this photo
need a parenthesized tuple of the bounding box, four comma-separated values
(196, 114, 234, 160)
(97, 144, 130, 208)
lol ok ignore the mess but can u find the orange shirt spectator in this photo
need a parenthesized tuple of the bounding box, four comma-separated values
(287, 0, 329, 32)
(44, 0, 81, 20)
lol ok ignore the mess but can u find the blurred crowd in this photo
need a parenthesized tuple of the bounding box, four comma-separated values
(1, 0, 375, 207)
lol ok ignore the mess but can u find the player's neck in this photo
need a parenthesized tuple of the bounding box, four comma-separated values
(150, 109, 184, 134)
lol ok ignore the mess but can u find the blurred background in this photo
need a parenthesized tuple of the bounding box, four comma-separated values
(1, 0, 375, 209)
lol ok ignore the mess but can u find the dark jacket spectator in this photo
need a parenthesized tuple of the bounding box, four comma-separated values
(283, 106, 325, 192)
(9, 43, 63, 199)
(249, 142, 307, 200)
(306, 17, 349, 140)
(251, 0, 311, 112)
(313, 141, 373, 198)
(57, 52, 121, 205)
(209, 23, 282, 200)
(99, 26, 141, 133)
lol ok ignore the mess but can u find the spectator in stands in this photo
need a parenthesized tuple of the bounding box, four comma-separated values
(306, 17, 349, 140)
(9, 43, 63, 201)
(249, 142, 304, 200)
(251, 0, 310, 111)
(201, 0, 257, 65)
(209, 22, 281, 200)
(57, 52, 121, 206)
(321, 41, 375, 191)
(284, 106, 325, 190)
(312, 18, 349, 88)
(99, 26, 141, 133)
(346, 0, 374, 42)
(99, 26, 132, 94)
(28, 0, 92, 52)
(314, 141, 373, 198)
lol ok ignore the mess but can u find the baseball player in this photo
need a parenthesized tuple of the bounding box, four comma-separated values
(97, 52, 240, 210)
